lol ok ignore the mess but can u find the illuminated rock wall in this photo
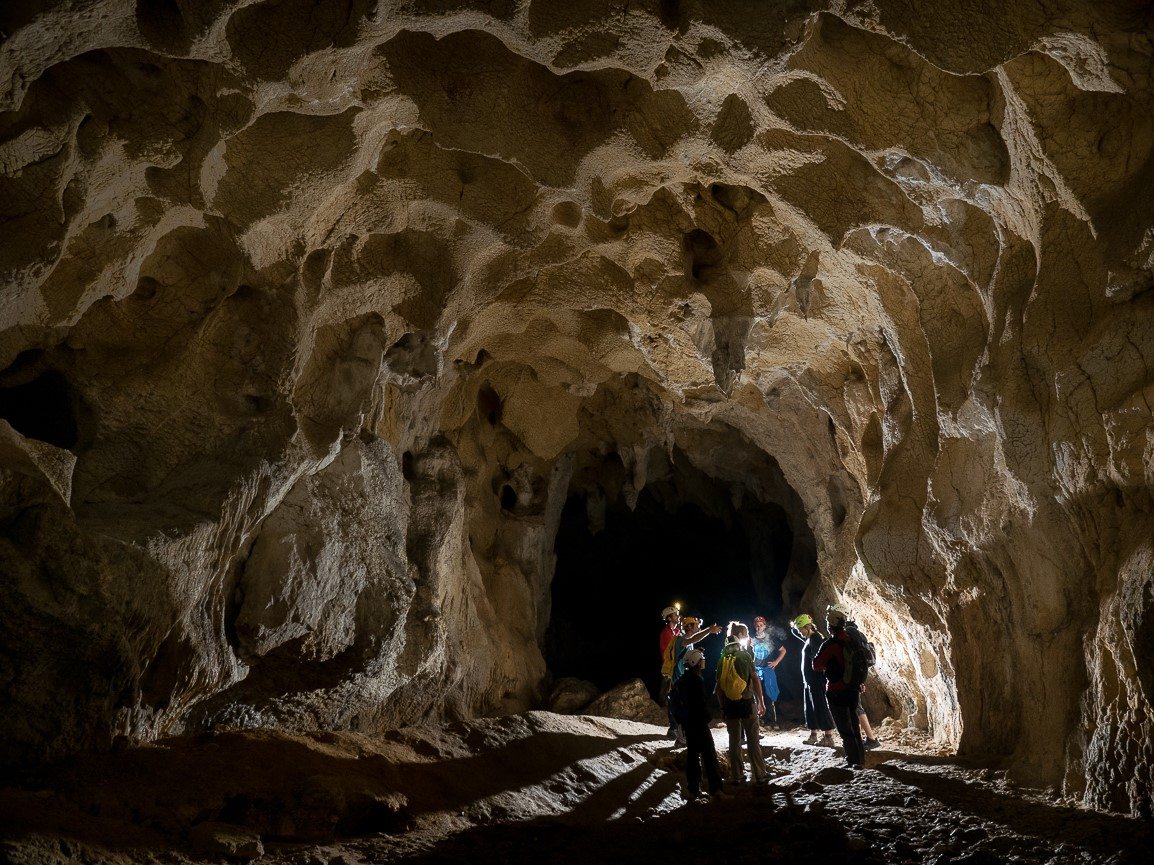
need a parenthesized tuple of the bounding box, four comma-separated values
(1, 0, 1151, 815)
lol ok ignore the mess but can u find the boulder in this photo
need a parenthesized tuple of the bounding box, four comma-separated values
(585, 679, 667, 726)
(546, 678, 601, 714)
(187, 822, 263, 860)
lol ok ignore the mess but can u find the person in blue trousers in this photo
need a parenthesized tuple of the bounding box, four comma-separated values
(752, 615, 787, 728)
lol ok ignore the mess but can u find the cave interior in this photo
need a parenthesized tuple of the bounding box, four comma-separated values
(1, 0, 1154, 861)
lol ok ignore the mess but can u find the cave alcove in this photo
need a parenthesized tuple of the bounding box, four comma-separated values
(544, 460, 805, 706)
(0, 354, 86, 451)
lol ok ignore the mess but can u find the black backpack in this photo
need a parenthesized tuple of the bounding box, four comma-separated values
(842, 623, 876, 687)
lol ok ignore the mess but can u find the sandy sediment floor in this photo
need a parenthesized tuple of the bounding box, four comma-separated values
(1, 712, 1147, 865)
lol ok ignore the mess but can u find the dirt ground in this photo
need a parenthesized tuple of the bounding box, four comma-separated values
(1, 712, 1148, 865)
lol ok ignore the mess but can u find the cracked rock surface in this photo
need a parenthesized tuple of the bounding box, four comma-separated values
(1, 0, 1152, 820)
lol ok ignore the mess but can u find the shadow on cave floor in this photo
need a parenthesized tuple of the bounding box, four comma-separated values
(383, 786, 861, 865)
(1, 722, 667, 847)
(875, 760, 1147, 849)
(1, 715, 1149, 865)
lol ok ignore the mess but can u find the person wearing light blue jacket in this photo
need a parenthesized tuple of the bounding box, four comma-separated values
(752, 615, 786, 728)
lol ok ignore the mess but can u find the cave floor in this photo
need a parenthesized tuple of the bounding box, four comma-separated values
(1, 712, 1147, 865)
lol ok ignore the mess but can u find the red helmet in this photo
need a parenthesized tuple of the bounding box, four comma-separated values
(753, 615, 767, 626)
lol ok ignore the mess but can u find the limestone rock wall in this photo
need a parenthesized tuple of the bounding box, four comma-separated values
(1, 0, 1151, 815)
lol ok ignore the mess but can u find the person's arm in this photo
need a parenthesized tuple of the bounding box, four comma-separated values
(750, 665, 765, 714)
(769, 645, 786, 669)
(684, 624, 722, 644)
(812, 639, 832, 674)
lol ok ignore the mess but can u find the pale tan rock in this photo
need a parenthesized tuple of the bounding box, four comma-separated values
(585, 679, 667, 727)
(546, 677, 601, 715)
(187, 822, 264, 861)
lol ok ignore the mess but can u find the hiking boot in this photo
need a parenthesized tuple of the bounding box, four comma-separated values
(863, 737, 881, 750)
(803, 731, 819, 745)
(818, 734, 837, 747)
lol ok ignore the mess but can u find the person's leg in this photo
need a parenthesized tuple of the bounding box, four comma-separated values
(856, 696, 880, 746)
(763, 667, 780, 705)
(759, 667, 780, 727)
(847, 706, 865, 766)
(702, 728, 724, 794)
(685, 729, 703, 798)
(725, 718, 744, 782)
(828, 697, 856, 761)
(756, 669, 771, 724)
(814, 684, 837, 743)
(661, 676, 677, 737)
(829, 694, 865, 766)
(801, 686, 818, 741)
(742, 714, 768, 781)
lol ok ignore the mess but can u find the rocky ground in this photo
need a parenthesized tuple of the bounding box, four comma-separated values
(0, 711, 1147, 865)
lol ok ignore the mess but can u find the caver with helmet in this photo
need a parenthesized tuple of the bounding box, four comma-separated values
(669, 648, 725, 801)
(658, 605, 722, 744)
(751, 614, 787, 728)
(813, 602, 867, 768)
(791, 612, 836, 746)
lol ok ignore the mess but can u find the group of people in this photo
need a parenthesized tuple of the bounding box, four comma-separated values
(659, 602, 880, 802)
(792, 609, 881, 760)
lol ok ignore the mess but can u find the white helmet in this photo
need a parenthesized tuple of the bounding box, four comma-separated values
(826, 603, 850, 624)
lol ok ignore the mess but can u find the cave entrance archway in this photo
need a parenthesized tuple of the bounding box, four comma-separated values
(544, 450, 812, 704)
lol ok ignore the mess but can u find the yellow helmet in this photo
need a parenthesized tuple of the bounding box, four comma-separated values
(792, 614, 814, 629)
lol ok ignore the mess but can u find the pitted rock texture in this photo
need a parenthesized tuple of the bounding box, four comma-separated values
(1, 0, 1152, 817)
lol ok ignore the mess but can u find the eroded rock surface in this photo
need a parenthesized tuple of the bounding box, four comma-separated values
(1, 0, 1152, 817)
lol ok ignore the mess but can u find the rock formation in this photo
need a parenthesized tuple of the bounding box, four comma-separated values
(0, 0, 1151, 818)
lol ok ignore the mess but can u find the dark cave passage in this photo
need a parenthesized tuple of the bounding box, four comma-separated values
(545, 481, 802, 701)
(0, 363, 83, 451)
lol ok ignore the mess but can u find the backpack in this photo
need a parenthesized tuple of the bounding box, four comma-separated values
(717, 650, 748, 701)
(661, 634, 684, 678)
(842, 623, 876, 687)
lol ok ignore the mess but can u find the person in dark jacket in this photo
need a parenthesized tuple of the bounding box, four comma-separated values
(791, 613, 836, 746)
(812, 603, 866, 768)
(672, 649, 725, 801)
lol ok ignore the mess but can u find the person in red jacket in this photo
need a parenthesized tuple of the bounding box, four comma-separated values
(812, 603, 866, 769)
(659, 605, 721, 743)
